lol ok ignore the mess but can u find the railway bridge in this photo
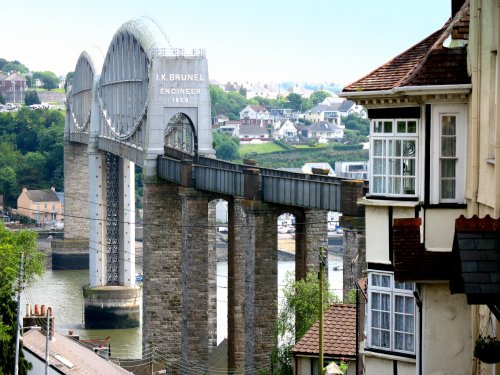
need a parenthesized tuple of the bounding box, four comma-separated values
(62, 17, 365, 374)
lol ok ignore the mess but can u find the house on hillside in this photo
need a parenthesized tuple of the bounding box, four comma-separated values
(239, 104, 274, 126)
(339, 1, 492, 374)
(0, 72, 27, 103)
(238, 123, 271, 143)
(217, 120, 240, 137)
(273, 119, 298, 140)
(305, 121, 344, 143)
(17, 187, 64, 226)
(292, 304, 357, 375)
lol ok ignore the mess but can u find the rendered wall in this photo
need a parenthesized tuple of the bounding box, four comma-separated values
(424, 208, 467, 251)
(422, 284, 472, 375)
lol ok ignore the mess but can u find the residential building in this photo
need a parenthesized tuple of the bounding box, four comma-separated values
(217, 120, 240, 137)
(292, 304, 357, 375)
(306, 121, 344, 143)
(274, 118, 298, 140)
(341, 1, 477, 374)
(334, 162, 369, 180)
(17, 187, 64, 226)
(0, 72, 27, 103)
(239, 104, 274, 126)
(238, 123, 271, 143)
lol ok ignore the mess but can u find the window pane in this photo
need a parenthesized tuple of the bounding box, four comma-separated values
(395, 332, 404, 350)
(372, 293, 380, 309)
(441, 159, 456, 177)
(382, 311, 390, 329)
(403, 140, 416, 157)
(372, 274, 381, 286)
(372, 311, 381, 328)
(374, 121, 383, 133)
(395, 314, 403, 330)
(405, 315, 414, 332)
(405, 334, 414, 352)
(403, 177, 415, 195)
(393, 159, 401, 176)
(405, 297, 414, 314)
(397, 121, 406, 133)
(442, 180, 456, 199)
(372, 329, 380, 346)
(395, 295, 404, 313)
(382, 275, 391, 288)
(373, 176, 383, 193)
(384, 121, 393, 133)
(407, 121, 417, 133)
(442, 116, 456, 135)
(404, 158, 415, 176)
(373, 140, 383, 156)
(393, 140, 401, 157)
(382, 294, 390, 310)
(373, 158, 383, 174)
(381, 331, 391, 348)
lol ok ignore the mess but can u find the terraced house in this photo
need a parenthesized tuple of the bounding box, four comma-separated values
(342, 0, 500, 374)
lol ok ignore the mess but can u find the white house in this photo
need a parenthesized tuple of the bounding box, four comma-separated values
(239, 104, 274, 126)
(341, 2, 472, 375)
(274, 119, 298, 140)
(306, 121, 344, 142)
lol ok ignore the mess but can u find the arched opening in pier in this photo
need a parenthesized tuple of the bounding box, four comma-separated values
(212, 198, 229, 344)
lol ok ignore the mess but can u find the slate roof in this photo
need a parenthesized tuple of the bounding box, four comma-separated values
(292, 304, 356, 358)
(26, 189, 60, 203)
(239, 124, 269, 135)
(451, 215, 500, 304)
(23, 329, 132, 375)
(308, 121, 342, 132)
(248, 104, 268, 113)
(342, 1, 470, 92)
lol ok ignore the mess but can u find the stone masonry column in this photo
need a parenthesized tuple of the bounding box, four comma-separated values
(52, 141, 90, 270)
(228, 198, 278, 374)
(340, 180, 366, 299)
(63, 141, 89, 239)
(179, 188, 217, 372)
(295, 208, 328, 281)
(142, 179, 183, 371)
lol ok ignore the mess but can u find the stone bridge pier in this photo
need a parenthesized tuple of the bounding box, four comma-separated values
(142, 178, 329, 374)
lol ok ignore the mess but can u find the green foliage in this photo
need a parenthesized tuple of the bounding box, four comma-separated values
(210, 84, 248, 120)
(0, 58, 7, 71)
(213, 131, 240, 161)
(342, 113, 369, 136)
(32, 71, 59, 90)
(307, 90, 332, 108)
(286, 93, 304, 112)
(343, 129, 368, 144)
(1, 60, 29, 74)
(0, 92, 5, 105)
(271, 271, 337, 374)
(0, 223, 45, 374)
(24, 90, 40, 106)
(64, 72, 74, 92)
(344, 289, 357, 304)
(0, 108, 64, 207)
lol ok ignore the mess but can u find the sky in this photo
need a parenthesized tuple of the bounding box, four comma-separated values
(2, 0, 452, 87)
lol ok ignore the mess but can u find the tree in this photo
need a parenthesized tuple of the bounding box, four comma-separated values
(0, 223, 45, 374)
(342, 113, 369, 136)
(32, 71, 59, 90)
(213, 131, 240, 161)
(24, 90, 40, 106)
(0, 92, 4, 105)
(0, 166, 18, 207)
(308, 90, 332, 107)
(1, 61, 29, 74)
(286, 93, 304, 112)
(64, 72, 74, 92)
(272, 271, 337, 374)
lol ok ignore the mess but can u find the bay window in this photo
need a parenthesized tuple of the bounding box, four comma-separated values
(367, 271, 416, 355)
(371, 119, 418, 197)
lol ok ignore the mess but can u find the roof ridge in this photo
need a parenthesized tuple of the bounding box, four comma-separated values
(400, 0, 470, 86)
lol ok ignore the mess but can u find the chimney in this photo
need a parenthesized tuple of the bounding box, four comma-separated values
(23, 304, 55, 338)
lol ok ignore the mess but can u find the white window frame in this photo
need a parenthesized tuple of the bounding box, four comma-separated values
(430, 104, 467, 204)
(370, 119, 419, 197)
(366, 271, 416, 355)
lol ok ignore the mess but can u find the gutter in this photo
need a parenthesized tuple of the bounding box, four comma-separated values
(339, 84, 472, 99)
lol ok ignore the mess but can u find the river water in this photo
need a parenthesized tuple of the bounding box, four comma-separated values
(22, 255, 343, 359)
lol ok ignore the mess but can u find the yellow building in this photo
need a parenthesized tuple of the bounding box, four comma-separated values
(17, 187, 64, 226)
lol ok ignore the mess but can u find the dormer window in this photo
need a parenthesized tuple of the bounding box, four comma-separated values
(371, 119, 418, 196)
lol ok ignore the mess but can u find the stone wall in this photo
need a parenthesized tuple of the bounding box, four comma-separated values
(63, 141, 89, 239)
